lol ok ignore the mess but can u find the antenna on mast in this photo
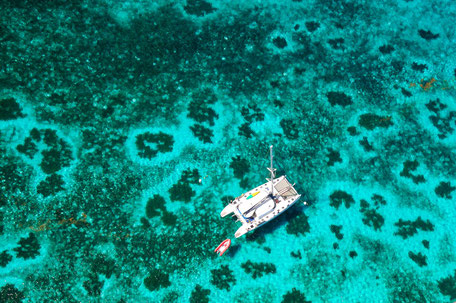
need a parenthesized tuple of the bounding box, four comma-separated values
(267, 145, 276, 196)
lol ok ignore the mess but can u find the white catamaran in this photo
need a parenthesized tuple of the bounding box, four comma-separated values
(221, 145, 302, 238)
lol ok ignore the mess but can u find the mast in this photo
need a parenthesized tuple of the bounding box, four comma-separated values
(269, 145, 275, 196)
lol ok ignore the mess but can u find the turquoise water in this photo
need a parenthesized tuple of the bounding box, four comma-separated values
(1, 0, 456, 302)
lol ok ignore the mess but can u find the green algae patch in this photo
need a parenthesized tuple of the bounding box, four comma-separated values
(394, 217, 434, 239)
(438, 270, 456, 301)
(37, 174, 65, 197)
(210, 265, 236, 290)
(144, 269, 171, 291)
(286, 213, 310, 236)
(0, 97, 25, 120)
(14, 232, 40, 259)
(135, 131, 174, 159)
(329, 190, 355, 209)
(190, 284, 210, 303)
(281, 288, 311, 303)
(241, 260, 277, 278)
(358, 113, 393, 130)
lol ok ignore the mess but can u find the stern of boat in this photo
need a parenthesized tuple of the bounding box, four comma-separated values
(221, 203, 235, 218)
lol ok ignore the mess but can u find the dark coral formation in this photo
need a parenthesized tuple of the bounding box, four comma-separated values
(13, 232, 40, 259)
(210, 265, 236, 290)
(186, 89, 218, 142)
(16, 137, 38, 158)
(90, 254, 116, 279)
(328, 38, 344, 50)
(326, 148, 342, 166)
(291, 250, 302, 259)
(326, 91, 352, 107)
(359, 194, 387, 231)
(280, 119, 299, 140)
(422, 240, 430, 249)
(359, 136, 373, 151)
(360, 200, 385, 231)
(273, 36, 288, 49)
(281, 288, 311, 303)
(169, 181, 195, 202)
(83, 273, 104, 297)
(190, 284, 210, 303)
(305, 21, 320, 32)
(286, 213, 310, 236)
(190, 124, 213, 143)
(238, 122, 254, 138)
(144, 269, 171, 291)
(330, 224, 343, 240)
(0, 97, 25, 120)
(0, 284, 25, 303)
(184, 0, 216, 17)
(411, 62, 427, 72)
(347, 126, 358, 136)
(418, 29, 439, 40)
(168, 168, 201, 202)
(241, 260, 277, 278)
(230, 155, 249, 179)
(241, 103, 264, 123)
(146, 194, 166, 218)
(40, 129, 73, 174)
(0, 250, 12, 267)
(358, 113, 393, 130)
(425, 98, 456, 139)
(394, 217, 434, 239)
(438, 270, 456, 301)
(329, 190, 355, 209)
(135, 131, 174, 159)
(408, 251, 427, 267)
(371, 194, 387, 206)
(435, 181, 456, 199)
(37, 174, 65, 197)
(379, 44, 394, 54)
(399, 160, 425, 184)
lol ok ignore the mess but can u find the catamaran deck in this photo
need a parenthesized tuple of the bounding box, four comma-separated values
(221, 175, 301, 237)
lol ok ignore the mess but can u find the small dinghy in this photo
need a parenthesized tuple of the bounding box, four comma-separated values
(214, 239, 231, 256)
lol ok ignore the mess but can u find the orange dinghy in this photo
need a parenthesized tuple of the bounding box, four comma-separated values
(214, 239, 231, 256)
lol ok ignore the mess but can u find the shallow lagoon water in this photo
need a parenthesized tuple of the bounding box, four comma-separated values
(0, 0, 456, 302)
